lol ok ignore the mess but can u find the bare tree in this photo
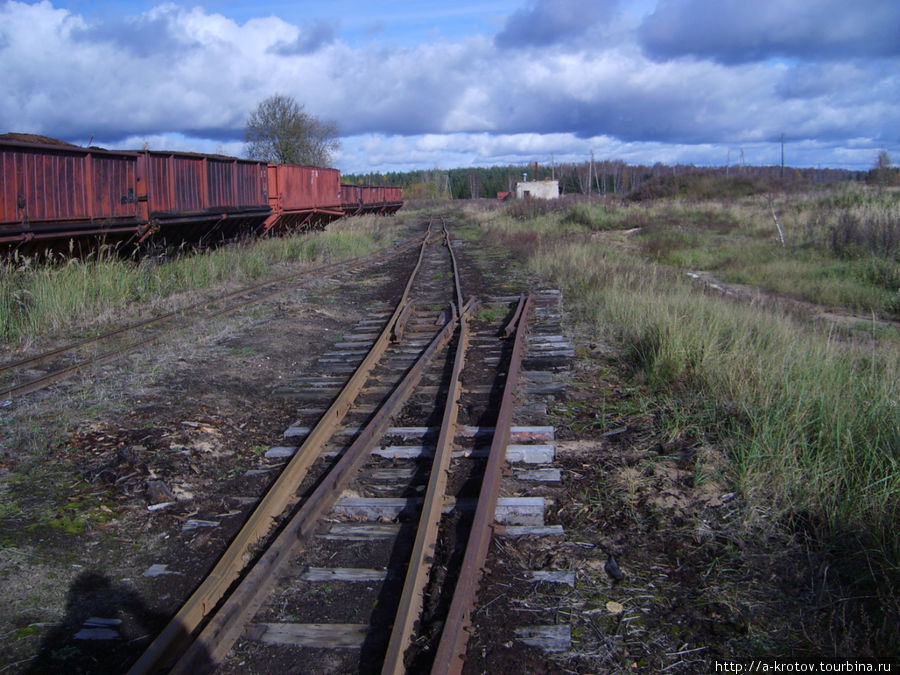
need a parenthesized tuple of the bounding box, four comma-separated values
(245, 94, 339, 167)
(870, 149, 894, 187)
(466, 169, 482, 199)
(575, 163, 590, 195)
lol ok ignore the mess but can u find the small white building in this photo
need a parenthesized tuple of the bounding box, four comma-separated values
(516, 180, 560, 200)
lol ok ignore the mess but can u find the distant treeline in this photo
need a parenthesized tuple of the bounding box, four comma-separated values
(343, 160, 897, 199)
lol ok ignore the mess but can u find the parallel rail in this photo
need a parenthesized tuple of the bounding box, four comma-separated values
(126, 216, 536, 673)
(128, 221, 437, 674)
(0, 234, 424, 400)
(432, 292, 534, 674)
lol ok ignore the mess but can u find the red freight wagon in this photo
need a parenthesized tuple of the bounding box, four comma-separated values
(340, 184, 403, 216)
(263, 164, 342, 233)
(138, 151, 270, 243)
(340, 184, 363, 215)
(1, 138, 401, 255)
(384, 187, 403, 214)
(362, 186, 385, 207)
(140, 153, 268, 214)
(0, 139, 143, 246)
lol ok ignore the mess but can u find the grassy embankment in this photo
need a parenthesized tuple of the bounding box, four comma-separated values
(463, 182, 899, 636)
(0, 214, 408, 348)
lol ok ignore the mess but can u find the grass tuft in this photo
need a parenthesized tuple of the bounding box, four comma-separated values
(0, 216, 401, 347)
(467, 186, 900, 585)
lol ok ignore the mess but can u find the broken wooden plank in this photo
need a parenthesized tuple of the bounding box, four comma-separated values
(301, 568, 389, 582)
(246, 623, 367, 648)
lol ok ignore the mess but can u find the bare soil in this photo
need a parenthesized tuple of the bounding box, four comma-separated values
(0, 238, 412, 672)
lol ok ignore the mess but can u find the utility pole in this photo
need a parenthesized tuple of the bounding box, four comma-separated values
(780, 133, 785, 179)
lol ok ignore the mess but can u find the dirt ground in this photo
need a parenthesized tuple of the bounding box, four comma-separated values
(0, 239, 411, 672)
(1, 211, 896, 673)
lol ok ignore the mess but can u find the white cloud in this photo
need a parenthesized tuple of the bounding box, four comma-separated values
(0, 1, 896, 171)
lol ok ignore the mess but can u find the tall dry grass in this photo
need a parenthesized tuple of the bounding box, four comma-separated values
(470, 199, 900, 575)
(0, 215, 401, 346)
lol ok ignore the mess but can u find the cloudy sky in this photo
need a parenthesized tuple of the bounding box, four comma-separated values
(1, 0, 898, 174)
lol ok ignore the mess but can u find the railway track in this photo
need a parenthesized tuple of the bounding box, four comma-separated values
(121, 216, 571, 673)
(0, 234, 423, 401)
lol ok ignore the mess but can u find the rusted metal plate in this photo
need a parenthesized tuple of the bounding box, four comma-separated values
(234, 161, 268, 207)
(90, 154, 139, 219)
(173, 156, 205, 211)
(270, 164, 341, 211)
(263, 163, 341, 233)
(143, 152, 268, 215)
(0, 140, 139, 227)
(340, 183, 362, 212)
(341, 184, 400, 215)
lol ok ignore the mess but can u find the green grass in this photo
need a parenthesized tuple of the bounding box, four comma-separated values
(473, 305, 507, 322)
(0, 215, 402, 346)
(561, 202, 635, 231)
(628, 189, 900, 317)
(473, 187, 899, 318)
(467, 189, 900, 577)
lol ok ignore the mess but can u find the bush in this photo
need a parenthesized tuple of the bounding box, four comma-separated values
(628, 172, 780, 202)
(506, 197, 565, 221)
(829, 209, 900, 260)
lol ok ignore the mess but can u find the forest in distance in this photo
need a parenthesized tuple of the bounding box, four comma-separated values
(343, 155, 899, 200)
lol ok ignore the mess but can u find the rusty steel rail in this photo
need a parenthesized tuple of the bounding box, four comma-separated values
(170, 217, 458, 670)
(127, 222, 435, 675)
(431, 291, 535, 675)
(0, 231, 426, 400)
(381, 220, 473, 674)
(171, 305, 459, 672)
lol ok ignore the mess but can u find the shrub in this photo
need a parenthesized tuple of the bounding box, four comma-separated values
(628, 172, 780, 202)
(506, 197, 565, 221)
(829, 209, 900, 260)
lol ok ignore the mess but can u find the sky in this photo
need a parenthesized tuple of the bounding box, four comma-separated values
(1, 0, 898, 175)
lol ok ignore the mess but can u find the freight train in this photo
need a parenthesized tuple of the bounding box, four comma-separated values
(0, 137, 402, 254)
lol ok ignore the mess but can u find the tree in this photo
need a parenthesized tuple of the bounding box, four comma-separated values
(868, 149, 897, 187)
(245, 94, 339, 167)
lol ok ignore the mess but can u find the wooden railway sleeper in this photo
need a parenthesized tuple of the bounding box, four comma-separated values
(170, 308, 461, 672)
(128, 223, 435, 675)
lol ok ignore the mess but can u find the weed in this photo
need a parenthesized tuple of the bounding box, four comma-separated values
(14, 624, 41, 640)
(465, 189, 900, 588)
(473, 305, 506, 323)
(0, 215, 404, 347)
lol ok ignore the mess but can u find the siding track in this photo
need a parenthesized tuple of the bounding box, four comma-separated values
(122, 216, 570, 673)
(0, 236, 422, 400)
